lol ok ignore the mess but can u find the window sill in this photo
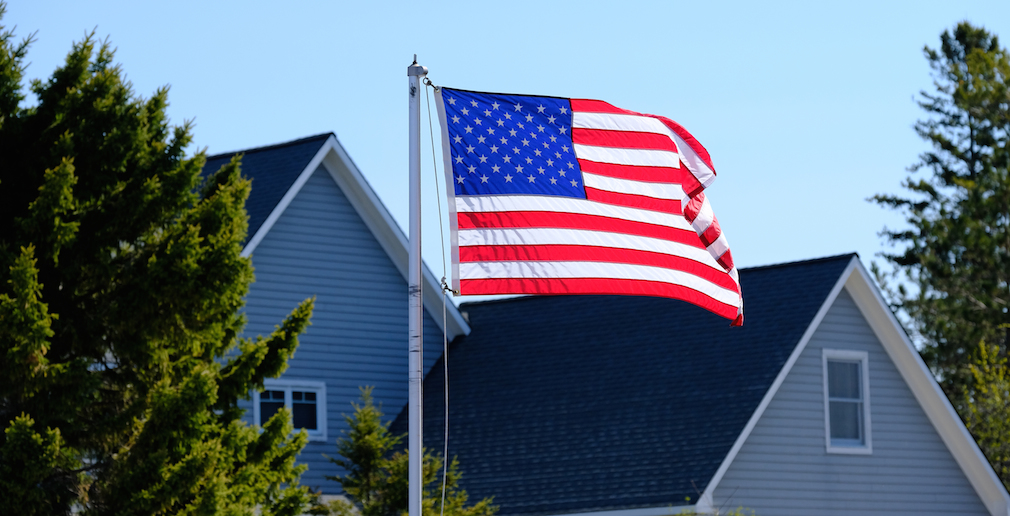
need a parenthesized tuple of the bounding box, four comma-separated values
(302, 431, 328, 443)
(826, 444, 873, 455)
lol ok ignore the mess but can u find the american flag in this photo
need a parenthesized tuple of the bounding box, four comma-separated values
(435, 87, 743, 325)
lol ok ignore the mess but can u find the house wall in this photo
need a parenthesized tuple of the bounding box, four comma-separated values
(711, 288, 989, 515)
(237, 164, 446, 493)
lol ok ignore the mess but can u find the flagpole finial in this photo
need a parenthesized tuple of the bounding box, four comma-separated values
(408, 55, 427, 77)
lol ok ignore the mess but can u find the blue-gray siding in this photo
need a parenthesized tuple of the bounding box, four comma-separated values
(712, 288, 988, 515)
(238, 165, 445, 493)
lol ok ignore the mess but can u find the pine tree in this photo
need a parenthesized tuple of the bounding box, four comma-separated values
(872, 22, 1010, 394)
(959, 336, 1010, 490)
(318, 388, 497, 516)
(0, 6, 315, 514)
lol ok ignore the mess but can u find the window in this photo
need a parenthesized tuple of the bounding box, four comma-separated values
(252, 379, 327, 442)
(822, 349, 871, 454)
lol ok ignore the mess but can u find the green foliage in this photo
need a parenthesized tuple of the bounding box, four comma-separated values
(325, 387, 402, 516)
(316, 388, 497, 516)
(0, 6, 315, 514)
(959, 336, 1010, 490)
(0, 414, 79, 513)
(665, 497, 755, 516)
(871, 22, 1010, 394)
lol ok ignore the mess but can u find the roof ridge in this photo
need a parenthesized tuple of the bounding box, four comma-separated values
(741, 252, 857, 272)
(205, 132, 333, 160)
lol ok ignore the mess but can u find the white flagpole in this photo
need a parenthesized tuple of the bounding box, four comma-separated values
(407, 55, 427, 516)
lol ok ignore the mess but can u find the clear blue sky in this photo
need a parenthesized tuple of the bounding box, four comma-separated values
(9, 1, 1010, 299)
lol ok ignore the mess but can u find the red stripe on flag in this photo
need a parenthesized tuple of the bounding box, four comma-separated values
(460, 277, 740, 321)
(459, 244, 739, 291)
(717, 249, 735, 271)
(679, 160, 703, 198)
(572, 128, 677, 152)
(585, 187, 680, 214)
(578, 159, 683, 184)
(457, 211, 701, 247)
(683, 192, 705, 223)
(700, 218, 722, 248)
(570, 99, 639, 115)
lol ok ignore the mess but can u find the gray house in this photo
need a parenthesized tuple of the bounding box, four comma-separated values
(207, 134, 1010, 515)
(202, 133, 470, 490)
(404, 254, 1010, 516)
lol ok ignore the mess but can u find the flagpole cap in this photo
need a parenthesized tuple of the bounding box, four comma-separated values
(407, 54, 428, 77)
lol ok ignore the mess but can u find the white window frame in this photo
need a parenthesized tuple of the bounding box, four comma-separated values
(822, 349, 872, 454)
(253, 379, 327, 442)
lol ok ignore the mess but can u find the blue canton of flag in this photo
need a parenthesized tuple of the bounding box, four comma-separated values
(442, 90, 586, 199)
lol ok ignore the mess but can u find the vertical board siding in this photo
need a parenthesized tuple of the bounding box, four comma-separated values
(712, 289, 989, 515)
(236, 165, 446, 493)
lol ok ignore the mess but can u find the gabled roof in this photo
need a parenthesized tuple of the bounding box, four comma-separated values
(205, 133, 332, 245)
(402, 254, 1010, 516)
(201, 133, 470, 340)
(405, 255, 854, 516)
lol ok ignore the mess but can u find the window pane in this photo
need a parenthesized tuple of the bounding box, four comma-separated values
(292, 391, 317, 430)
(829, 400, 862, 441)
(260, 401, 284, 425)
(828, 361, 861, 400)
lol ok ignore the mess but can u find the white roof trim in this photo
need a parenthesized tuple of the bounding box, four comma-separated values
(240, 136, 334, 259)
(696, 257, 856, 514)
(239, 135, 470, 340)
(540, 505, 696, 516)
(844, 260, 1010, 516)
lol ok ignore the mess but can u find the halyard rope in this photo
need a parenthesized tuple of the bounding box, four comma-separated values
(424, 80, 451, 516)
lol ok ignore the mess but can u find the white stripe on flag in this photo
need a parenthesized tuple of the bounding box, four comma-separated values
(459, 260, 740, 305)
(583, 173, 682, 200)
(457, 227, 724, 271)
(573, 144, 680, 168)
(691, 197, 715, 234)
(573, 112, 670, 135)
(455, 195, 693, 232)
(708, 232, 730, 260)
(671, 130, 716, 188)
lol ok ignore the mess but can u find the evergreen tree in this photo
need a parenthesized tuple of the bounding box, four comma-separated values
(959, 336, 1010, 490)
(318, 388, 497, 516)
(0, 7, 315, 514)
(872, 22, 1010, 394)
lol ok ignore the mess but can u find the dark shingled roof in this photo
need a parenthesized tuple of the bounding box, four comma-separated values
(394, 254, 856, 516)
(202, 133, 331, 243)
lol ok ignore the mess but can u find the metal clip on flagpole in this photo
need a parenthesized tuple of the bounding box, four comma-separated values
(407, 54, 427, 516)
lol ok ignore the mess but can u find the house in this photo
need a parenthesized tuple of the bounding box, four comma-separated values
(205, 133, 1009, 515)
(401, 254, 1010, 516)
(201, 133, 470, 491)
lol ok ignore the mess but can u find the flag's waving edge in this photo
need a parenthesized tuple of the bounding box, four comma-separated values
(434, 86, 743, 326)
(650, 115, 716, 197)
